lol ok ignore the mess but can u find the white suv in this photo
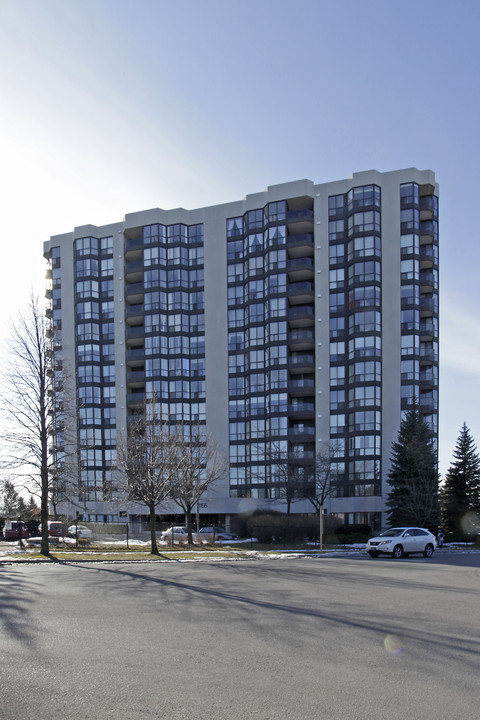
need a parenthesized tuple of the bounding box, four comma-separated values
(366, 527, 437, 559)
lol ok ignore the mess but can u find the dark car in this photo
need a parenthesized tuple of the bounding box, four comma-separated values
(39, 521, 67, 537)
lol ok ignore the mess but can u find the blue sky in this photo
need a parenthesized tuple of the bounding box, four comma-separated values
(0, 0, 479, 476)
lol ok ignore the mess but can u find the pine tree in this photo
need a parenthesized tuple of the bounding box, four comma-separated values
(1, 480, 20, 518)
(441, 423, 480, 539)
(386, 404, 439, 527)
(17, 496, 28, 518)
(27, 495, 39, 517)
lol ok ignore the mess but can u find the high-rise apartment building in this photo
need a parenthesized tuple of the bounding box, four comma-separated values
(44, 168, 439, 531)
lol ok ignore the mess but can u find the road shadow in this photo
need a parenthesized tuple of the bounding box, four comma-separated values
(61, 558, 480, 676)
(0, 566, 42, 646)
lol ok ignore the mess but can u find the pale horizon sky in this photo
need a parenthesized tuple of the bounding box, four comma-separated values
(1, 0, 479, 477)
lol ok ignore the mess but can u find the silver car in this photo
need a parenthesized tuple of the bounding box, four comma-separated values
(160, 526, 197, 543)
(366, 527, 437, 559)
(198, 526, 238, 541)
(67, 524, 93, 539)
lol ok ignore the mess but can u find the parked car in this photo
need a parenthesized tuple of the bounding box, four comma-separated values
(198, 526, 238, 541)
(2, 520, 29, 540)
(67, 524, 93, 539)
(366, 527, 437, 558)
(39, 521, 67, 537)
(160, 526, 196, 543)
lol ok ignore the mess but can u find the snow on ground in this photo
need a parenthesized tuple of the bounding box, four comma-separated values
(0, 541, 478, 563)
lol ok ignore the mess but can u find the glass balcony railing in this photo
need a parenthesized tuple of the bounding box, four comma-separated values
(125, 282, 145, 298)
(126, 304, 144, 319)
(287, 209, 314, 222)
(288, 257, 314, 271)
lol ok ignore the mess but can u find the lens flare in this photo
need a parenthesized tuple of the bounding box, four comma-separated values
(461, 511, 480, 538)
(384, 634, 403, 655)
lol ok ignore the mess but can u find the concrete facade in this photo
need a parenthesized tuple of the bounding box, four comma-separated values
(44, 168, 439, 530)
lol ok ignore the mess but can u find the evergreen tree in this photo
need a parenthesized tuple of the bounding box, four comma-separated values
(27, 495, 39, 517)
(1, 480, 20, 518)
(386, 404, 439, 527)
(17, 496, 28, 518)
(441, 423, 480, 538)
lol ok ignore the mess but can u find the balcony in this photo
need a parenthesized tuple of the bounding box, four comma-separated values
(126, 347, 146, 366)
(419, 396, 437, 413)
(288, 402, 315, 419)
(419, 244, 438, 268)
(288, 354, 315, 374)
(127, 370, 145, 387)
(420, 297, 438, 317)
(288, 329, 315, 351)
(420, 370, 436, 389)
(288, 281, 315, 304)
(126, 325, 145, 346)
(419, 195, 436, 221)
(286, 232, 314, 258)
(125, 304, 144, 324)
(288, 426, 316, 440)
(419, 221, 438, 244)
(420, 320, 436, 340)
(420, 271, 436, 293)
(288, 450, 315, 461)
(286, 208, 314, 235)
(287, 256, 314, 281)
(127, 392, 145, 408)
(420, 347, 438, 365)
(125, 237, 144, 260)
(287, 305, 315, 328)
(125, 282, 145, 303)
(288, 377, 315, 396)
(420, 190, 438, 221)
(125, 259, 144, 282)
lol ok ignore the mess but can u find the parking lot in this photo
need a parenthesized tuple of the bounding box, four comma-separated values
(1, 552, 479, 720)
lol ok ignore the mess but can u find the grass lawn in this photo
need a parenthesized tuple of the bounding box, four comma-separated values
(2, 539, 364, 563)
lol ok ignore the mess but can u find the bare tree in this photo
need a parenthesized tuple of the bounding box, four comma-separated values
(116, 397, 175, 555)
(169, 422, 227, 544)
(306, 444, 341, 550)
(0, 295, 55, 555)
(266, 442, 313, 514)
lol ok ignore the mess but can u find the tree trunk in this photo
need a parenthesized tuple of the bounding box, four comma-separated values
(40, 456, 50, 556)
(149, 501, 159, 555)
(40, 356, 50, 556)
(185, 505, 194, 544)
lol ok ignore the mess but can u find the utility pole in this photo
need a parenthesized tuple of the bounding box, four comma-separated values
(319, 505, 324, 552)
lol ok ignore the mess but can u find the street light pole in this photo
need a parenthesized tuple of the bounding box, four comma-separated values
(319, 505, 324, 552)
(17, 516, 24, 549)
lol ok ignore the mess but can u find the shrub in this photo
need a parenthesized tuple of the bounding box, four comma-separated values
(245, 512, 327, 544)
(334, 523, 371, 543)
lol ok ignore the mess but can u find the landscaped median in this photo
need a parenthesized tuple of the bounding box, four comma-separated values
(3, 540, 476, 564)
(0, 540, 367, 563)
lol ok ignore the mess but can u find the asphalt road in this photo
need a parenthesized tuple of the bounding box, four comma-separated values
(1, 553, 479, 720)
